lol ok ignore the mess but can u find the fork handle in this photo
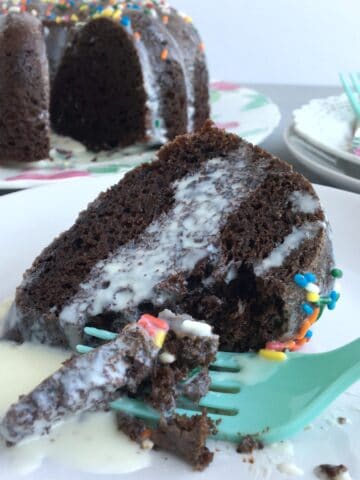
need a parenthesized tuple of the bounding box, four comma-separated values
(317, 337, 360, 384)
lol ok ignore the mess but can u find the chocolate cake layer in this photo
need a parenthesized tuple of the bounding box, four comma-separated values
(0, 12, 50, 163)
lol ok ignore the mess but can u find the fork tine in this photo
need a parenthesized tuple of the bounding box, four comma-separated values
(174, 408, 224, 425)
(209, 370, 241, 390)
(339, 73, 360, 118)
(199, 391, 240, 412)
(84, 326, 118, 341)
(76, 344, 94, 354)
(110, 396, 160, 422)
(211, 351, 241, 369)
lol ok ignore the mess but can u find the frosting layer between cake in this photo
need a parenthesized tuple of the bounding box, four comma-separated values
(59, 153, 270, 345)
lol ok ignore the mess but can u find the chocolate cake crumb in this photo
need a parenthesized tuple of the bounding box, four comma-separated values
(10, 121, 335, 356)
(0, 12, 50, 163)
(151, 412, 217, 471)
(236, 435, 264, 454)
(116, 414, 151, 444)
(117, 411, 216, 470)
(315, 464, 349, 479)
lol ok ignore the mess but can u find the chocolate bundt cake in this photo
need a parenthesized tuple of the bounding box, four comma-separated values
(0, 0, 209, 161)
(3, 122, 339, 352)
(0, 12, 50, 163)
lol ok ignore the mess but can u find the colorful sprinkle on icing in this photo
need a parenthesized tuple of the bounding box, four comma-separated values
(264, 266, 342, 354)
(304, 282, 320, 293)
(331, 267, 343, 279)
(138, 314, 169, 348)
(302, 303, 314, 315)
(259, 349, 287, 362)
(304, 272, 317, 283)
(306, 291, 320, 303)
(294, 273, 307, 288)
(160, 48, 168, 60)
(120, 15, 131, 26)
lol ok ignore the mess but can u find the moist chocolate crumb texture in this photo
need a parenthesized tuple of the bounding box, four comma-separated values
(117, 411, 217, 471)
(3, 122, 341, 353)
(0, 0, 209, 162)
(315, 464, 350, 479)
(236, 435, 264, 454)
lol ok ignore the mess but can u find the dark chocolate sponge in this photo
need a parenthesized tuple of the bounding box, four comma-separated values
(50, 17, 148, 150)
(0, 12, 50, 163)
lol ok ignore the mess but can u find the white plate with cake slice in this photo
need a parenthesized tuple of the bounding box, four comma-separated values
(0, 178, 359, 480)
(0, 83, 280, 191)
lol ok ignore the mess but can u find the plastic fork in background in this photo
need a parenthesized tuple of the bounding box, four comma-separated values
(339, 73, 360, 156)
(77, 327, 360, 444)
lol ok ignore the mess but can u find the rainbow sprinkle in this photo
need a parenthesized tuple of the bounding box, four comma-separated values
(259, 349, 287, 362)
(1, 0, 201, 79)
(138, 313, 169, 348)
(264, 267, 343, 353)
(160, 47, 168, 60)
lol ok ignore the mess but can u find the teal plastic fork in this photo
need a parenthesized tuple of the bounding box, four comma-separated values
(77, 329, 360, 444)
(340, 73, 360, 118)
(340, 73, 360, 153)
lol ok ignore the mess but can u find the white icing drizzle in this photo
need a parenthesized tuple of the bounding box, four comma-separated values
(158, 309, 217, 340)
(60, 154, 268, 334)
(132, 4, 196, 138)
(168, 10, 196, 132)
(0, 296, 13, 336)
(159, 351, 176, 364)
(277, 462, 304, 476)
(290, 191, 321, 214)
(254, 221, 324, 276)
(0, 410, 150, 476)
(185, 73, 195, 132)
(225, 262, 238, 284)
(181, 319, 212, 337)
(134, 36, 167, 143)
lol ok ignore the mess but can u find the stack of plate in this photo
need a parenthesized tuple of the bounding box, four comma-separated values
(284, 93, 360, 193)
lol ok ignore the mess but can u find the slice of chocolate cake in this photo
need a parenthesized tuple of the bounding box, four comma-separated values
(4, 121, 337, 352)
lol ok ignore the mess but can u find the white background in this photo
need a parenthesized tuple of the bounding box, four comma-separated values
(171, 0, 360, 86)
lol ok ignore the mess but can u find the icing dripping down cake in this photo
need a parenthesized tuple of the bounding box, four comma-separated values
(0, 0, 209, 161)
(4, 122, 336, 351)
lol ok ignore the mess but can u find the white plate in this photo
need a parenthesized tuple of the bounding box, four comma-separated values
(284, 124, 360, 195)
(0, 180, 359, 480)
(0, 82, 281, 191)
(293, 94, 360, 176)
